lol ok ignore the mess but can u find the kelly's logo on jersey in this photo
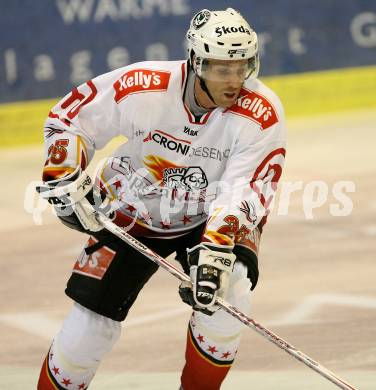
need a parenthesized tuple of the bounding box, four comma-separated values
(225, 88, 278, 130)
(113, 69, 171, 103)
(143, 129, 191, 155)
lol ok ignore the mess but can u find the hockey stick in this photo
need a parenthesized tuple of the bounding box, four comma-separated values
(96, 213, 357, 390)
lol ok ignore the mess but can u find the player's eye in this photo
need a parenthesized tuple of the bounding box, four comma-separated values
(216, 67, 230, 76)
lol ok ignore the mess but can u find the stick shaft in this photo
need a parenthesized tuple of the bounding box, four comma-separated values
(97, 214, 357, 390)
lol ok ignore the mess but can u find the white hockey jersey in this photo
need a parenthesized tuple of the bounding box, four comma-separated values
(42, 60, 286, 253)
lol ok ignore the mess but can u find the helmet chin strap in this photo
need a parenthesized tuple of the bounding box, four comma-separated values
(198, 76, 218, 107)
(189, 55, 217, 108)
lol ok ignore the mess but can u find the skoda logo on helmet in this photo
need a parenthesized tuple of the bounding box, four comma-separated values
(215, 25, 251, 37)
(192, 10, 211, 29)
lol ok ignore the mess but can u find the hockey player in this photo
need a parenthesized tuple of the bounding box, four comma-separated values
(37, 8, 286, 390)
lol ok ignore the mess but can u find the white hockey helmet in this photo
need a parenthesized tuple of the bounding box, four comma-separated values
(187, 8, 260, 80)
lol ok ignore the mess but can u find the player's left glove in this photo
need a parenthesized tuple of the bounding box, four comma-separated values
(179, 243, 236, 315)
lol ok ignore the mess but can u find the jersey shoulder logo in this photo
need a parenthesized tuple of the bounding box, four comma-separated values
(225, 88, 278, 130)
(113, 68, 171, 103)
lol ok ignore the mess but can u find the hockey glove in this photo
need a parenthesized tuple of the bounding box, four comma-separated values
(179, 243, 236, 315)
(37, 166, 114, 234)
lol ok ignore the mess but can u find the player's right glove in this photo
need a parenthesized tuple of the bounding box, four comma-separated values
(179, 243, 236, 315)
(37, 166, 114, 234)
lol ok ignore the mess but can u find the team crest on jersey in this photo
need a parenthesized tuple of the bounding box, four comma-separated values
(226, 88, 278, 130)
(163, 166, 208, 190)
(114, 69, 171, 103)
